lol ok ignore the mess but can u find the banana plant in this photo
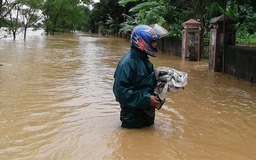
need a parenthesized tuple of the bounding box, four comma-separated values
(219, 0, 238, 20)
(118, 0, 167, 35)
(118, 14, 136, 34)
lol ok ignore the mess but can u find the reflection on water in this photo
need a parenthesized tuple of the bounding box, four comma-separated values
(0, 31, 255, 160)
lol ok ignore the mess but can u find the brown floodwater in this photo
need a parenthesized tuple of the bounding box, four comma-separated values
(0, 30, 256, 160)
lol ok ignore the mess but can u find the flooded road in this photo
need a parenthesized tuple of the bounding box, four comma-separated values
(0, 30, 256, 160)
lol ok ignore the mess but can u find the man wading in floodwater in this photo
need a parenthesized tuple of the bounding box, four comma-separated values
(113, 24, 168, 129)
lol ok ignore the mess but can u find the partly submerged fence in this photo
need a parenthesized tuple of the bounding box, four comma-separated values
(157, 37, 256, 84)
(224, 45, 256, 84)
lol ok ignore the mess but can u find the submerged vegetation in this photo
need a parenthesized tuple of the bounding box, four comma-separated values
(0, 0, 255, 45)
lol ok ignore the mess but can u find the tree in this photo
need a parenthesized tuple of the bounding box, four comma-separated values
(42, 0, 87, 35)
(90, 0, 109, 33)
(0, 0, 22, 28)
(20, 0, 44, 39)
(5, 3, 21, 40)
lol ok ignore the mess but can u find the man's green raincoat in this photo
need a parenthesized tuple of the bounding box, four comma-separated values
(113, 46, 156, 129)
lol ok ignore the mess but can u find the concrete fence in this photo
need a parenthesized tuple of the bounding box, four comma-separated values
(157, 37, 182, 57)
(157, 37, 256, 84)
(224, 45, 256, 84)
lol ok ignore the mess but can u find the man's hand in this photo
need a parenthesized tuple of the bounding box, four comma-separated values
(149, 95, 159, 107)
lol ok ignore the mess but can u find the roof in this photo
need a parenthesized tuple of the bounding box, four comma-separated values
(182, 19, 201, 27)
(210, 14, 237, 24)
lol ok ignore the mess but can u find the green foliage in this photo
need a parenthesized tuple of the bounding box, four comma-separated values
(214, 1, 256, 46)
(89, 0, 110, 33)
(236, 34, 256, 45)
(118, 14, 136, 34)
(2, 0, 255, 46)
(18, 0, 44, 39)
(219, 1, 238, 20)
(42, 0, 86, 34)
(118, 1, 167, 35)
(105, 14, 119, 35)
(236, 24, 256, 45)
(118, 0, 138, 6)
(80, 7, 92, 32)
(208, 2, 222, 18)
(129, 2, 159, 12)
(80, 0, 91, 5)
(168, 23, 182, 37)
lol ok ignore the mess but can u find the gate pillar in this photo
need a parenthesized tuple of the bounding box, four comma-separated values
(181, 19, 201, 61)
(209, 14, 237, 72)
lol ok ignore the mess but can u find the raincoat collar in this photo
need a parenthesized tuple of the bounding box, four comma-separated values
(131, 46, 149, 59)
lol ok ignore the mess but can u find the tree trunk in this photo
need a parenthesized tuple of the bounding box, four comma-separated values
(0, 0, 2, 27)
(13, 31, 16, 40)
(24, 27, 27, 40)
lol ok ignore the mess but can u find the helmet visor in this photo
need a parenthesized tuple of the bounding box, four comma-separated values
(151, 24, 168, 39)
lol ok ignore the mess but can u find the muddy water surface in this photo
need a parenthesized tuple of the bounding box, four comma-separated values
(0, 30, 255, 160)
